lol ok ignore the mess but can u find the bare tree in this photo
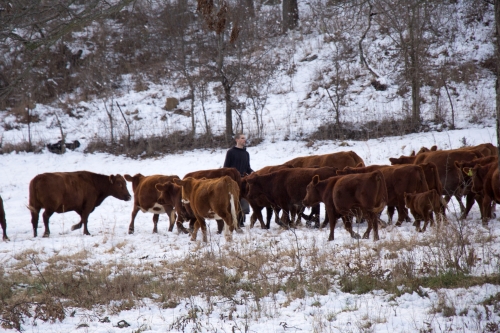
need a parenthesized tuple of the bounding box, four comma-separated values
(495, 0, 500, 166)
(283, 0, 299, 32)
(0, 0, 135, 106)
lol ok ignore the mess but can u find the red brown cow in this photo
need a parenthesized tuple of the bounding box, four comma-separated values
(463, 162, 500, 222)
(0, 195, 8, 241)
(124, 174, 186, 235)
(302, 175, 360, 241)
(333, 170, 388, 241)
(284, 151, 365, 168)
(245, 167, 339, 227)
(173, 176, 240, 242)
(337, 164, 429, 225)
(28, 171, 132, 237)
(404, 189, 444, 232)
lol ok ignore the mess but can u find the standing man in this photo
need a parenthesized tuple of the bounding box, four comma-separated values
(224, 133, 254, 227)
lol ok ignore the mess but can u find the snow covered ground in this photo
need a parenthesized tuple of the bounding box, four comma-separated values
(1, 126, 500, 332)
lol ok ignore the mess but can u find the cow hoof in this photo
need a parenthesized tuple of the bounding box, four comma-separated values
(128, 230, 134, 235)
(395, 222, 402, 227)
(236, 228, 244, 234)
(71, 224, 81, 231)
(362, 233, 370, 239)
(42, 233, 50, 238)
(3, 236, 9, 241)
(351, 233, 361, 239)
(378, 220, 388, 229)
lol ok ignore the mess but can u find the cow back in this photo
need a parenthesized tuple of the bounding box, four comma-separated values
(284, 151, 365, 169)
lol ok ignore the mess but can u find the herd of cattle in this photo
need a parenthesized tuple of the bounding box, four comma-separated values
(0, 143, 499, 243)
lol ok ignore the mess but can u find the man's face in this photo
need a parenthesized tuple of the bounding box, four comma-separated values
(236, 136, 246, 147)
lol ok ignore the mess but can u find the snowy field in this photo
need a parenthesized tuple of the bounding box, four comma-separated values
(1, 126, 500, 332)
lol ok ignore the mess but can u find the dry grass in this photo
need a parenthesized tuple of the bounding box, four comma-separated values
(1, 216, 500, 331)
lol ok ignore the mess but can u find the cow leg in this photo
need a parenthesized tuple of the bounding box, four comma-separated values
(165, 207, 176, 232)
(175, 217, 189, 234)
(325, 204, 338, 241)
(460, 192, 476, 220)
(30, 208, 41, 237)
(386, 206, 395, 225)
(310, 204, 320, 229)
(413, 218, 422, 232)
(41, 210, 54, 238)
(152, 214, 159, 233)
(321, 213, 330, 229)
(216, 219, 224, 234)
(343, 215, 360, 239)
(482, 195, 493, 224)
(190, 218, 203, 241)
(0, 219, 7, 241)
(249, 204, 265, 229)
(367, 212, 379, 241)
(362, 213, 373, 239)
(128, 206, 140, 234)
(265, 206, 273, 229)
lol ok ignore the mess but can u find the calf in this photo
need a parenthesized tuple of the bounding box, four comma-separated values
(302, 175, 360, 241)
(404, 189, 444, 232)
(173, 176, 240, 242)
(155, 181, 199, 233)
(28, 171, 131, 237)
(0, 195, 8, 241)
(124, 174, 187, 234)
(332, 170, 388, 241)
(184, 167, 242, 232)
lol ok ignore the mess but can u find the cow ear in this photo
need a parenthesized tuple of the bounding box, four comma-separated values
(356, 162, 363, 167)
(124, 174, 132, 182)
(109, 175, 115, 184)
(389, 158, 397, 165)
(431, 145, 438, 151)
(312, 175, 320, 185)
(155, 183, 165, 191)
(173, 178, 183, 186)
(410, 150, 415, 156)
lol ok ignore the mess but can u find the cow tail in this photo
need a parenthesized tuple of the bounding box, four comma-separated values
(417, 167, 429, 192)
(377, 171, 388, 207)
(27, 179, 38, 213)
(228, 179, 239, 230)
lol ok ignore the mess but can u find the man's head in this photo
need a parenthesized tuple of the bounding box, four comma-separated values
(234, 133, 247, 148)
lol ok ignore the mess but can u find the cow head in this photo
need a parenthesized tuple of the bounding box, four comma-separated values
(173, 177, 195, 203)
(303, 175, 321, 207)
(462, 164, 487, 194)
(403, 191, 417, 208)
(109, 175, 132, 201)
(389, 155, 416, 165)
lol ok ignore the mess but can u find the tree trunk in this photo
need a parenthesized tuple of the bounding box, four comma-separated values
(495, 0, 500, 168)
(282, 0, 299, 33)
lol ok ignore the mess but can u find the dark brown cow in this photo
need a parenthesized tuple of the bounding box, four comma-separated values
(0, 195, 8, 241)
(124, 174, 186, 234)
(245, 167, 339, 227)
(332, 170, 388, 241)
(302, 175, 360, 241)
(463, 162, 500, 222)
(390, 149, 480, 216)
(173, 176, 240, 242)
(241, 164, 293, 229)
(337, 164, 429, 225)
(284, 151, 365, 168)
(404, 189, 444, 232)
(28, 171, 132, 237)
